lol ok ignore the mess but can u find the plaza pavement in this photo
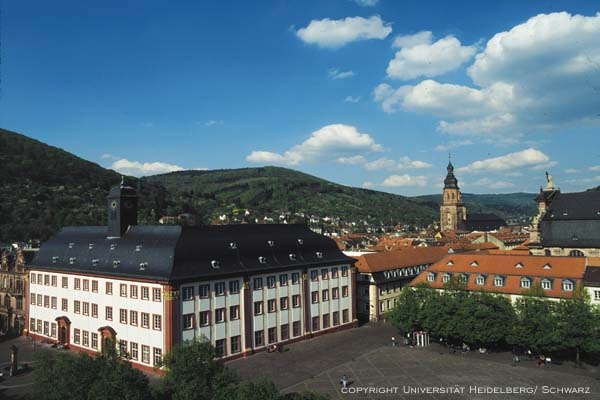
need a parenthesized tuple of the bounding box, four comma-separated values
(227, 322, 600, 400)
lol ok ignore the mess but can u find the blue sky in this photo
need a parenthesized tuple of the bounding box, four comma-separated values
(2, 0, 599, 196)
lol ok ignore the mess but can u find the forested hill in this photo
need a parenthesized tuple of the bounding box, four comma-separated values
(143, 167, 438, 225)
(0, 129, 168, 241)
(1, 128, 537, 242)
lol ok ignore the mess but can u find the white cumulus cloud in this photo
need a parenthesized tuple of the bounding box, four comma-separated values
(328, 68, 355, 79)
(353, 0, 379, 6)
(343, 95, 361, 103)
(457, 148, 551, 173)
(336, 155, 367, 165)
(387, 32, 476, 80)
(374, 12, 600, 139)
(365, 156, 431, 171)
(381, 174, 428, 187)
(111, 159, 185, 177)
(246, 124, 384, 166)
(296, 15, 392, 49)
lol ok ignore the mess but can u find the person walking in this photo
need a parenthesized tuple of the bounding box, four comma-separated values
(340, 374, 347, 388)
(392, 336, 396, 347)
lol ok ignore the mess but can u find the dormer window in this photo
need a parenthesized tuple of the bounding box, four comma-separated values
(139, 262, 148, 270)
(110, 244, 117, 251)
(470, 261, 479, 267)
(289, 254, 297, 261)
(316, 251, 323, 259)
(562, 280, 574, 291)
(541, 278, 552, 290)
(113, 260, 120, 268)
(297, 239, 304, 245)
(68, 243, 75, 249)
(88, 243, 94, 250)
(446, 260, 454, 266)
(475, 275, 485, 286)
(442, 273, 451, 283)
(211, 260, 221, 269)
(459, 273, 468, 283)
(69, 257, 76, 265)
(267, 240, 275, 247)
(92, 259, 99, 266)
(427, 272, 436, 282)
(52, 256, 59, 264)
(515, 262, 524, 268)
(520, 277, 531, 288)
(543, 263, 552, 269)
(258, 256, 267, 264)
(135, 245, 142, 252)
(229, 242, 237, 250)
(493, 276, 504, 287)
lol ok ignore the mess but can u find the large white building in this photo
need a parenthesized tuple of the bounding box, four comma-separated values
(27, 182, 357, 372)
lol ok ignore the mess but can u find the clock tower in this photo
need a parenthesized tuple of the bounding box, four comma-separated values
(107, 177, 138, 237)
(440, 161, 467, 231)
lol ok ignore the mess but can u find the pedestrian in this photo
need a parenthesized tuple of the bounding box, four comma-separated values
(537, 354, 545, 368)
(392, 336, 396, 347)
(527, 349, 532, 360)
(340, 374, 347, 388)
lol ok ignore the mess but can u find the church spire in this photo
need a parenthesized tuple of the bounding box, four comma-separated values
(444, 160, 459, 189)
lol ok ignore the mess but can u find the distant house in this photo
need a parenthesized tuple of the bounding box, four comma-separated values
(411, 254, 587, 302)
(583, 259, 600, 305)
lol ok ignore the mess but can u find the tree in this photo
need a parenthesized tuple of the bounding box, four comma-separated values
(554, 298, 600, 367)
(454, 292, 516, 348)
(32, 350, 151, 400)
(159, 338, 238, 400)
(389, 285, 433, 333)
(508, 297, 561, 352)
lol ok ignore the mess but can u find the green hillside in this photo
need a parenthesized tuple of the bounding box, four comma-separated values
(144, 167, 438, 225)
(0, 129, 168, 242)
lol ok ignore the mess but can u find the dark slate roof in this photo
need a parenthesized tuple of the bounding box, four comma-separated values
(30, 226, 181, 281)
(541, 192, 600, 221)
(463, 213, 506, 232)
(583, 266, 600, 287)
(444, 162, 459, 189)
(31, 224, 352, 282)
(540, 220, 600, 248)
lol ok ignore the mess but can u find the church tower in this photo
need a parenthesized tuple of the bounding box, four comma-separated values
(107, 177, 138, 238)
(440, 161, 467, 231)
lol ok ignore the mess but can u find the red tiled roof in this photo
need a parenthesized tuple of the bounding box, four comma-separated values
(354, 246, 451, 273)
(410, 254, 587, 299)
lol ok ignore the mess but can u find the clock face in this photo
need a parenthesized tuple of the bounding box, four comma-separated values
(111, 200, 118, 209)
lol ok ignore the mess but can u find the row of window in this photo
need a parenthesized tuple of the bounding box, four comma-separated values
(310, 286, 349, 303)
(30, 318, 57, 338)
(182, 280, 241, 300)
(118, 339, 162, 366)
(310, 266, 348, 281)
(183, 306, 240, 329)
(29, 293, 162, 329)
(427, 272, 576, 291)
(29, 273, 162, 302)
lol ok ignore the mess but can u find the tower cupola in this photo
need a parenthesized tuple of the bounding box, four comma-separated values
(107, 177, 138, 237)
(444, 161, 459, 189)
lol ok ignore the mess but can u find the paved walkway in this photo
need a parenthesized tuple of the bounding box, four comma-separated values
(228, 323, 600, 399)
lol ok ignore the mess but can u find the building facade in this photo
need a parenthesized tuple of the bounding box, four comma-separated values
(0, 248, 33, 336)
(411, 254, 587, 302)
(27, 182, 357, 371)
(353, 247, 450, 321)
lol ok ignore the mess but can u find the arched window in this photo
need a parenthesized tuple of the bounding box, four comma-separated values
(569, 250, 584, 257)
